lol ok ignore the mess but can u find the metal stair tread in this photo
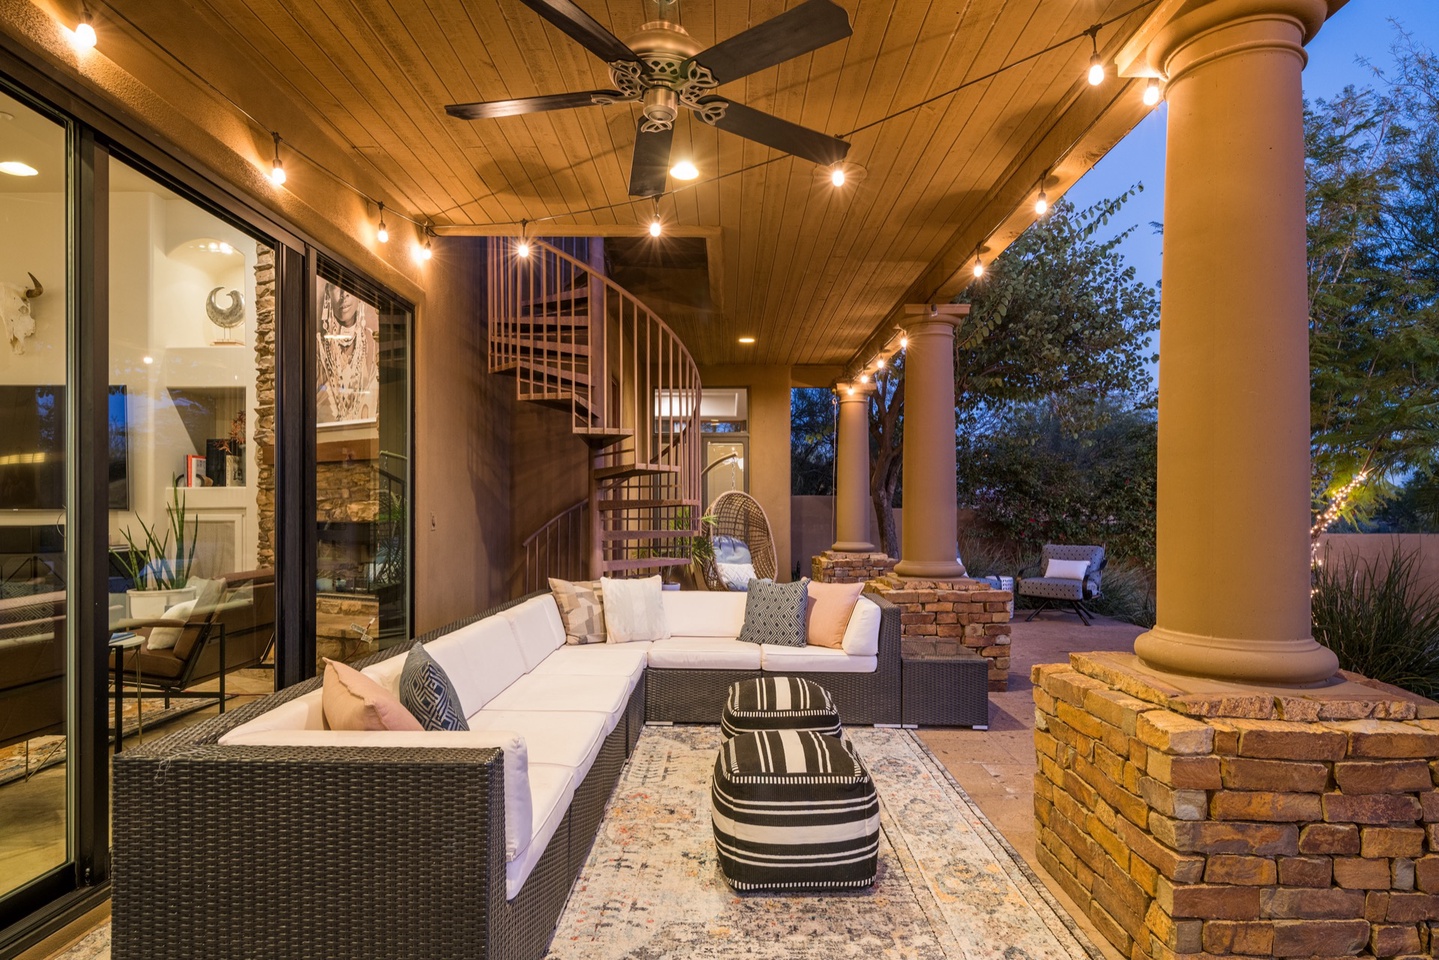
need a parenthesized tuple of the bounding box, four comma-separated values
(592, 464, 682, 480)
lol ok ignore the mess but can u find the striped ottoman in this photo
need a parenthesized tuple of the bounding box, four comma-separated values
(720, 677, 842, 739)
(711, 729, 880, 891)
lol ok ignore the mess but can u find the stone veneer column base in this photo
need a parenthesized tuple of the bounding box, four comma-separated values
(1032, 651, 1439, 960)
(865, 572, 1012, 691)
(812, 550, 897, 584)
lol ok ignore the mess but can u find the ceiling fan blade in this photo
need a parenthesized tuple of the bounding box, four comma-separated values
(687, 0, 852, 85)
(629, 121, 675, 198)
(515, 0, 638, 65)
(696, 98, 850, 167)
(445, 90, 627, 120)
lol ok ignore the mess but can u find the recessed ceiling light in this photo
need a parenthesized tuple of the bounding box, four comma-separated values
(0, 161, 38, 177)
(737, 336, 756, 344)
(670, 159, 699, 180)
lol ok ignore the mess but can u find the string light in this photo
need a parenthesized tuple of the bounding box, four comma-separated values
(899, 336, 908, 349)
(859, 374, 869, 384)
(830, 165, 846, 187)
(516, 220, 530, 258)
(875, 357, 885, 369)
(972, 255, 985, 278)
(422, 238, 433, 260)
(269, 132, 286, 185)
(1035, 187, 1048, 216)
(1309, 470, 1369, 563)
(1143, 78, 1162, 106)
(846, 386, 855, 396)
(72, 7, 97, 50)
(649, 217, 662, 238)
(376, 202, 388, 243)
(1087, 27, 1104, 85)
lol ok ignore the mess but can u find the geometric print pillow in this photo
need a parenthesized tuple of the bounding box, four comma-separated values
(736, 578, 809, 647)
(549, 577, 607, 645)
(398, 640, 469, 731)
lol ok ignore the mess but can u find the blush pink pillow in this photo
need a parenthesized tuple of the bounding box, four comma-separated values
(321, 658, 422, 731)
(805, 581, 865, 649)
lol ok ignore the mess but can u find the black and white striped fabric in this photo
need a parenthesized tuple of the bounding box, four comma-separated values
(712, 729, 880, 891)
(721, 677, 842, 739)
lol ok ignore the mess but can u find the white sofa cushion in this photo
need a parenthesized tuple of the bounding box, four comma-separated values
(500, 595, 567, 671)
(647, 636, 762, 670)
(660, 591, 747, 638)
(840, 596, 882, 657)
(760, 643, 878, 674)
(426, 617, 528, 716)
(363, 653, 406, 695)
(507, 763, 576, 900)
(219, 689, 325, 735)
(218, 728, 533, 864)
(600, 576, 670, 642)
(469, 709, 607, 778)
(528, 643, 649, 689)
(483, 673, 631, 733)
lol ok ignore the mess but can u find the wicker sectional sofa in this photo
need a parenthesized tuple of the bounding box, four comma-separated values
(111, 589, 899, 960)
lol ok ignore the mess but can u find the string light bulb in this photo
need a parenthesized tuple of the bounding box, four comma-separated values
(972, 255, 985, 278)
(899, 336, 908, 349)
(1087, 28, 1104, 86)
(516, 220, 530, 258)
(376, 202, 388, 244)
(875, 357, 885, 369)
(422, 238, 433, 260)
(269, 132, 286, 186)
(72, 8, 97, 50)
(1144, 78, 1162, 106)
(1035, 189, 1048, 216)
(830, 165, 846, 187)
(859, 373, 869, 384)
(649, 217, 662, 238)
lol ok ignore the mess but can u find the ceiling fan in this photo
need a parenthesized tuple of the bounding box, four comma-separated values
(445, 0, 853, 197)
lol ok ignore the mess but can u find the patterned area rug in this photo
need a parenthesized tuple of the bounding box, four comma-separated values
(548, 726, 1100, 960)
(45, 727, 1099, 960)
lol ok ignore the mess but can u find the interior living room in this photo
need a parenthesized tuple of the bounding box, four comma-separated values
(9, 0, 1439, 959)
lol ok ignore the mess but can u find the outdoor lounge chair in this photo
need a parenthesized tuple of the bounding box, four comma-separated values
(1017, 544, 1107, 626)
(701, 490, 777, 590)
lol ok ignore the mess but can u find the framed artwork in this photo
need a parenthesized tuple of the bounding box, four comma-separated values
(185, 454, 207, 488)
(316, 276, 380, 427)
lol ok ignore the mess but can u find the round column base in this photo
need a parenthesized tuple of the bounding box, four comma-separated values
(831, 541, 877, 553)
(893, 558, 966, 579)
(1135, 625, 1340, 686)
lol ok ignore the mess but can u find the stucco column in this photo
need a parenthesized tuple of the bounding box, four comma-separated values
(1133, 0, 1338, 684)
(832, 383, 875, 552)
(894, 315, 964, 579)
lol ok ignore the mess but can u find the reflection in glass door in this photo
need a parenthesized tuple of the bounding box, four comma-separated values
(0, 90, 70, 901)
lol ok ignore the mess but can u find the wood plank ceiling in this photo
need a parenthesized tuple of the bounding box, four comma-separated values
(114, 0, 1157, 368)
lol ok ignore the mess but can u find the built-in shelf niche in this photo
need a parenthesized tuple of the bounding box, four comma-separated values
(167, 386, 246, 485)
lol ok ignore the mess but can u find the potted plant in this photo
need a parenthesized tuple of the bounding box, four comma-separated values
(112, 481, 200, 619)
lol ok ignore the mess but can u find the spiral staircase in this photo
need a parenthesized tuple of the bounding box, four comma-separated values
(488, 237, 702, 591)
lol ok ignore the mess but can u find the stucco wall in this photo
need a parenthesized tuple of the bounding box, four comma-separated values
(1318, 533, 1439, 596)
(699, 365, 793, 581)
(791, 495, 901, 573)
(509, 401, 592, 592)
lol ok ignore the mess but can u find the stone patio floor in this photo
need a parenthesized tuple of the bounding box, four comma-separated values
(918, 610, 1142, 960)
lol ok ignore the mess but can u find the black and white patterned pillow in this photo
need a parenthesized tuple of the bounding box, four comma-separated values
(399, 640, 469, 731)
(736, 578, 809, 647)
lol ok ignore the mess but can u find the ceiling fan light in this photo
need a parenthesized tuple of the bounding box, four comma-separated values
(670, 159, 699, 180)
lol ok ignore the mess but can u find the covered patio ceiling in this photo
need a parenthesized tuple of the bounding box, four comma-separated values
(109, 0, 1162, 369)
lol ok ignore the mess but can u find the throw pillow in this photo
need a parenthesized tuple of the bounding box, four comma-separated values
(715, 560, 757, 591)
(805, 580, 864, 648)
(146, 598, 197, 651)
(399, 641, 470, 731)
(549, 577, 607, 644)
(321, 658, 423, 731)
(1045, 558, 1090, 580)
(737, 578, 809, 647)
(713, 535, 753, 564)
(600, 575, 670, 643)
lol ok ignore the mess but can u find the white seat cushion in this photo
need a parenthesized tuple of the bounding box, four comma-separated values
(660, 591, 747, 638)
(840, 596, 883, 657)
(219, 689, 325, 735)
(500, 595, 568, 671)
(469, 709, 607, 779)
(761, 643, 878, 674)
(362, 654, 406, 696)
(425, 618, 528, 716)
(506, 763, 576, 900)
(647, 636, 762, 670)
(484, 673, 631, 733)
(528, 644, 648, 690)
(218, 728, 533, 864)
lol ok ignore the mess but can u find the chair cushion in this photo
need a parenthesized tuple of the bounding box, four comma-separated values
(840, 596, 882, 657)
(761, 643, 877, 674)
(146, 599, 196, 651)
(399, 641, 469, 731)
(549, 578, 607, 645)
(121, 646, 187, 679)
(321, 659, 423, 732)
(805, 581, 864, 648)
(483, 673, 630, 733)
(713, 535, 753, 564)
(647, 636, 763, 670)
(1018, 577, 1085, 601)
(715, 561, 757, 591)
(737, 578, 808, 647)
(506, 763, 575, 901)
(500, 595, 568, 669)
(661, 591, 747, 638)
(721, 677, 842, 738)
(1044, 558, 1090, 580)
(600, 575, 670, 643)
(425, 616, 527, 715)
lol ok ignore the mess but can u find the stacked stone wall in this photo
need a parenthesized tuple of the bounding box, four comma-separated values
(253, 245, 276, 569)
(1033, 652, 1439, 959)
(865, 573, 1012, 690)
(812, 550, 896, 584)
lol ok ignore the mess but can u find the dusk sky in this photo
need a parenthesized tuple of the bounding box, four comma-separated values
(1065, 0, 1439, 348)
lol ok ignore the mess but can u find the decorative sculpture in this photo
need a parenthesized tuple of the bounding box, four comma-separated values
(1, 273, 43, 354)
(206, 286, 244, 343)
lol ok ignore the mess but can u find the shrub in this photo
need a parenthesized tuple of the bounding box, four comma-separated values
(1087, 561, 1156, 629)
(1312, 548, 1439, 699)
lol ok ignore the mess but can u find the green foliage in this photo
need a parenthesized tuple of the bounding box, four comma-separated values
(957, 401, 1157, 566)
(790, 388, 836, 495)
(1312, 547, 1439, 699)
(1087, 562, 1157, 629)
(109, 482, 199, 591)
(1307, 32, 1439, 530)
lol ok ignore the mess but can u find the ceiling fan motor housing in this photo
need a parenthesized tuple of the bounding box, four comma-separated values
(611, 20, 720, 131)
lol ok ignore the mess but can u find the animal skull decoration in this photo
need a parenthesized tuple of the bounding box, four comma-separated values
(0, 273, 43, 354)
